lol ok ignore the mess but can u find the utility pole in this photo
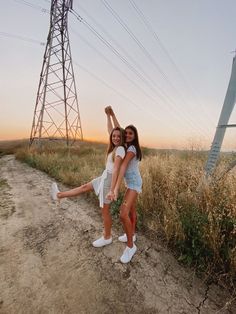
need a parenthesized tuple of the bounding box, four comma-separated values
(205, 55, 236, 176)
(30, 0, 83, 146)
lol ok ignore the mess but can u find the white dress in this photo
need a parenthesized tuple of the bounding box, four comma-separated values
(91, 146, 125, 207)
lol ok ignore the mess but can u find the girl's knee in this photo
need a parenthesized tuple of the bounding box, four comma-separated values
(120, 203, 129, 221)
(82, 183, 91, 192)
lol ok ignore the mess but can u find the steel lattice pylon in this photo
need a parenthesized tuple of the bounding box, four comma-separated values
(30, 0, 83, 146)
(205, 56, 236, 176)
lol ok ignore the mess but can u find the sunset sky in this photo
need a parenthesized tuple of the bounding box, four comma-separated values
(1, 0, 236, 150)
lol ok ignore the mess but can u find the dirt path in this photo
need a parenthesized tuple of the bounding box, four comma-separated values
(0, 155, 235, 314)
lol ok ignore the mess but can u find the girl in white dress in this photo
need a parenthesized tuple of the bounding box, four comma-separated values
(51, 108, 125, 248)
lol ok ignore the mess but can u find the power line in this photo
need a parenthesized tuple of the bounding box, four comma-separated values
(0, 31, 45, 46)
(10, 0, 209, 137)
(73, 60, 164, 124)
(128, 0, 216, 127)
(10, 0, 169, 127)
(70, 9, 208, 137)
(74, 61, 189, 138)
(20, 0, 204, 128)
(71, 30, 207, 138)
(100, 0, 213, 134)
(73, 5, 181, 110)
(0, 27, 180, 137)
(70, 28, 178, 122)
(11, 0, 213, 132)
(0, 26, 204, 140)
(0, 29, 173, 136)
(128, 0, 191, 87)
(0, 25, 164, 129)
(7, 0, 209, 138)
(71, 10, 161, 94)
(74, 3, 192, 120)
(101, 0, 185, 99)
(13, 0, 49, 13)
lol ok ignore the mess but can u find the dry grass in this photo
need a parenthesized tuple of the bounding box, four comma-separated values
(1, 140, 235, 290)
(139, 152, 236, 290)
(0, 139, 29, 156)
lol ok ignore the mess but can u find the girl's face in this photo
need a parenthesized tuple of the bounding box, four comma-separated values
(125, 128, 135, 143)
(112, 130, 121, 146)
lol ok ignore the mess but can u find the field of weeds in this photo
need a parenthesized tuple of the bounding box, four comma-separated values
(1, 139, 235, 291)
(140, 152, 236, 290)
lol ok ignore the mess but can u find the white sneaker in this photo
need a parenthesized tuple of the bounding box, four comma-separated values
(51, 182, 60, 201)
(92, 236, 112, 248)
(118, 233, 136, 243)
(120, 244, 137, 263)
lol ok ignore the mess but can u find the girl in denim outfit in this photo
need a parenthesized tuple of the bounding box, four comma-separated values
(107, 108, 142, 263)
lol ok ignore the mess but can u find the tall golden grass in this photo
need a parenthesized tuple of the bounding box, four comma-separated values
(139, 152, 236, 289)
(1, 140, 235, 290)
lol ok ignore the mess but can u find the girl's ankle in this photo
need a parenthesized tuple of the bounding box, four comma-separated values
(104, 235, 111, 240)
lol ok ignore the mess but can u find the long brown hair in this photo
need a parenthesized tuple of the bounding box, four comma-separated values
(125, 125, 142, 161)
(107, 127, 126, 161)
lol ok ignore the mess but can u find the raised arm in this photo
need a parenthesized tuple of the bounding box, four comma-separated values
(105, 106, 113, 135)
(113, 152, 135, 200)
(110, 108, 121, 128)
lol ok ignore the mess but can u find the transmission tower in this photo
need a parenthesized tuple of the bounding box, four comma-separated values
(30, 0, 83, 146)
(205, 55, 236, 176)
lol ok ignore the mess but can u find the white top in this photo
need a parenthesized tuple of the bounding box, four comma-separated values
(105, 146, 126, 173)
(125, 145, 139, 173)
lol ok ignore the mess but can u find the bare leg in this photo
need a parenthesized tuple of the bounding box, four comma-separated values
(129, 205, 137, 235)
(101, 204, 112, 239)
(120, 189, 138, 248)
(57, 182, 93, 199)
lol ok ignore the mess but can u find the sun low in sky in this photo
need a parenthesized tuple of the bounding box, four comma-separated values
(1, 0, 236, 150)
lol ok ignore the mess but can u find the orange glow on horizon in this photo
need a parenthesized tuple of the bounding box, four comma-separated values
(0, 127, 192, 149)
(0, 133, 182, 149)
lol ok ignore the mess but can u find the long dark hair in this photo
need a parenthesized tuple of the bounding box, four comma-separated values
(125, 125, 142, 161)
(107, 127, 126, 161)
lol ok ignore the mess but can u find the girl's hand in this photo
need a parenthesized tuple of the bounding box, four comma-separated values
(106, 190, 115, 201)
(105, 106, 112, 115)
(109, 107, 114, 116)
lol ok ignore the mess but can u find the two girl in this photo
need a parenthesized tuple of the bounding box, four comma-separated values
(51, 106, 142, 263)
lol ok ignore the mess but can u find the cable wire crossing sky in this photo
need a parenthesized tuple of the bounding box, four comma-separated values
(0, 0, 236, 150)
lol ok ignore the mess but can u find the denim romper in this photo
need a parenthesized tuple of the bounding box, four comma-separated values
(124, 145, 142, 193)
